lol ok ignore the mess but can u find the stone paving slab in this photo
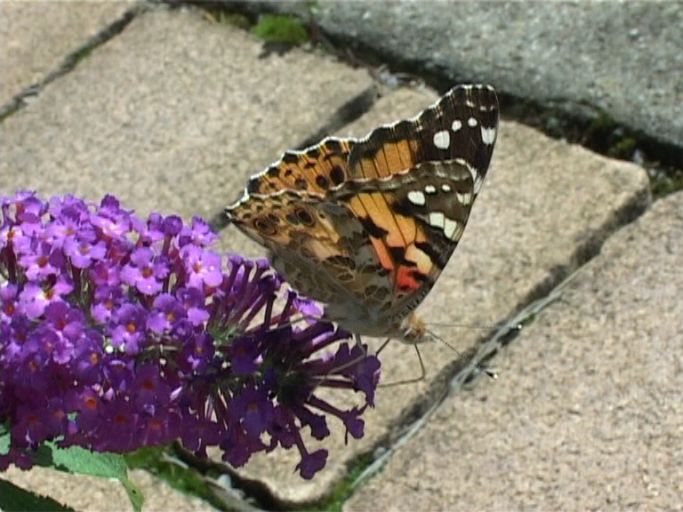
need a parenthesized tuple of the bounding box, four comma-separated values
(0, 4, 375, 225)
(231, 86, 651, 505)
(346, 190, 683, 510)
(0, 0, 136, 107)
(4, 465, 214, 511)
(264, 1, 683, 147)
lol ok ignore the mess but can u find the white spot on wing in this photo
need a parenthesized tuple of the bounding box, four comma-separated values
(425, 184, 437, 194)
(407, 190, 426, 206)
(428, 212, 445, 229)
(433, 130, 450, 149)
(481, 126, 496, 145)
(451, 120, 462, 132)
(443, 218, 461, 240)
(468, 117, 478, 127)
(456, 191, 472, 205)
(441, 184, 452, 193)
(467, 166, 484, 194)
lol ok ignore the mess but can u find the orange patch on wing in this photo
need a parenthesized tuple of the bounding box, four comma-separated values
(395, 266, 420, 292)
(371, 236, 394, 271)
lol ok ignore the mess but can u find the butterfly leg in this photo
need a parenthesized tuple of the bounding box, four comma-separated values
(378, 344, 426, 388)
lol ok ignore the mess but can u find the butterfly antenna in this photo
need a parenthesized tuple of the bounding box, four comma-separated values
(428, 328, 499, 380)
(427, 328, 462, 355)
(427, 320, 521, 331)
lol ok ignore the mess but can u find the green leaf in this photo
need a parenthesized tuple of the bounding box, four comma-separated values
(0, 430, 10, 455)
(0, 477, 76, 512)
(41, 444, 144, 512)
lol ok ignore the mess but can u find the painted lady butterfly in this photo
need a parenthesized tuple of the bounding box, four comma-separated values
(226, 85, 499, 345)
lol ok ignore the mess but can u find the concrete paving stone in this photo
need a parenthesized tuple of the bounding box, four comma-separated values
(231, 85, 651, 506)
(263, 1, 683, 147)
(4, 466, 214, 511)
(346, 189, 683, 511)
(0, 4, 375, 229)
(0, 0, 136, 107)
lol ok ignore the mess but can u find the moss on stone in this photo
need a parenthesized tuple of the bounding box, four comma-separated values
(250, 14, 309, 45)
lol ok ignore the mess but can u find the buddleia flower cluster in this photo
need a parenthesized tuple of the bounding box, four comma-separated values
(0, 192, 380, 479)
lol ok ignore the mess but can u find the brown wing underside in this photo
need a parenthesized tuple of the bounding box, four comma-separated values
(227, 159, 479, 323)
(226, 84, 500, 326)
(242, 138, 354, 197)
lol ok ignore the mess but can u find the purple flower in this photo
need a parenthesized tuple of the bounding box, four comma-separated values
(63, 237, 106, 269)
(18, 277, 73, 319)
(0, 191, 381, 480)
(110, 304, 147, 353)
(120, 247, 168, 295)
(19, 242, 64, 281)
(182, 245, 223, 289)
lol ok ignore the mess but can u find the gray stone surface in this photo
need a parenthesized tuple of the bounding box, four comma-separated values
(268, 1, 683, 147)
(4, 466, 215, 511)
(233, 86, 651, 505)
(346, 190, 683, 510)
(0, 0, 135, 107)
(0, 4, 374, 225)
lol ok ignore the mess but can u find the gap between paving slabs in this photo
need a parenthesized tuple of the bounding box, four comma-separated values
(208, 85, 651, 508)
(0, 1, 146, 121)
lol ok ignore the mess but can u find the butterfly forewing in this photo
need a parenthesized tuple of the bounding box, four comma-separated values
(347, 84, 498, 187)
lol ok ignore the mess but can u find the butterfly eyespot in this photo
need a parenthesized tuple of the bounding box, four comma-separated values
(295, 208, 314, 226)
(330, 166, 345, 185)
(315, 175, 329, 189)
(253, 218, 277, 235)
(284, 168, 293, 177)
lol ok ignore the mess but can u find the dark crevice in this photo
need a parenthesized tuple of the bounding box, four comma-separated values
(0, 3, 148, 123)
(173, 445, 281, 511)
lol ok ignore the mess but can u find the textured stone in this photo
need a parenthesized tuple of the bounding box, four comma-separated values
(4, 466, 214, 511)
(0, 5, 374, 226)
(0, 0, 135, 106)
(262, 1, 683, 147)
(347, 190, 683, 511)
(234, 86, 650, 505)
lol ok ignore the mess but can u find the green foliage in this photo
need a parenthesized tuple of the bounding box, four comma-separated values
(251, 15, 310, 45)
(607, 137, 637, 159)
(45, 444, 143, 511)
(0, 437, 143, 512)
(0, 478, 76, 512)
(652, 169, 683, 198)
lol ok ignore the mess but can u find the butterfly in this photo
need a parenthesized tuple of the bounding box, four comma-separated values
(226, 85, 499, 345)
